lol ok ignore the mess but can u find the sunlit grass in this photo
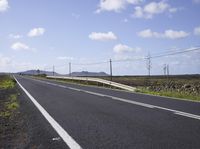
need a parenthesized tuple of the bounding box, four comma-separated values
(0, 75, 19, 118)
(136, 87, 200, 101)
(0, 76, 16, 89)
(0, 94, 19, 118)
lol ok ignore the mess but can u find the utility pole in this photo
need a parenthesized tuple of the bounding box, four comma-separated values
(69, 62, 71, 77)
(110, 59, 112, 81)
(166, 64, 170, 86)
(163, 64, 167, 76)
(44, 67, 46, 75)
(53, 65, 55, 76)
(167, 64, 169, 76)
(146, 52, 152, 76)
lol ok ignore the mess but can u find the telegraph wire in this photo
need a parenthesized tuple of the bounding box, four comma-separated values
(43, 46, 200, 68)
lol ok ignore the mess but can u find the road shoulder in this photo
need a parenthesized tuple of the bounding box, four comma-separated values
(0, 78, 67, 149)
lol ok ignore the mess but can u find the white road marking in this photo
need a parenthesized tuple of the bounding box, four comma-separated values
(174, 111, 200, 120)
(21, 76, 200, 121)
(83, 90, 107, 97)
(110, 96, 154, 108)
(52, 137, 61, 141)
(14, 76, 82, 149)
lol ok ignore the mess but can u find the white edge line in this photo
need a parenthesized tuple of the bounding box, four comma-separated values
(21, 76, 200, 121)
(13, 76, 82, 149)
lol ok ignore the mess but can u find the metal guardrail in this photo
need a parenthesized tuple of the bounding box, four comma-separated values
(47, 76, 136, 92)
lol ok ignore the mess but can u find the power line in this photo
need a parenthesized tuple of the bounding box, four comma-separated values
(114, 46, 200, 63)
(53, 47, 200, 67)
(149, 46, 197, 55)
(149, 47, 200, 59)
(55, 64, 66, 68)
(72, 61, 109, 66)
(112, 57, 145, 63)
(40, 46, 200, 72)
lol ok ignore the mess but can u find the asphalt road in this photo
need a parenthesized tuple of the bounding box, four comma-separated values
(14, 75, 200, 149)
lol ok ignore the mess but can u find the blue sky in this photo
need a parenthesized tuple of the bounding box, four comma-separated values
(0, 0, 200, 75)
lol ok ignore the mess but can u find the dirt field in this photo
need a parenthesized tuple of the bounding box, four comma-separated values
(98, 75, 200, 101)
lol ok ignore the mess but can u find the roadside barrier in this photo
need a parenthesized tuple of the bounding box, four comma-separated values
(47, 76, 136, 92)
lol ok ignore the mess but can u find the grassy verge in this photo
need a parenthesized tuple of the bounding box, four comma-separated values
(136, 87, 200, 102)
(0, 75, 15, 89)
(0, 94, 19, 118)
(0, 75, 19, 118)
(0, 75, 29, 148)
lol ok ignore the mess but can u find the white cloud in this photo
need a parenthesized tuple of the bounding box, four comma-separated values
(9, 34, 23, 39)
(123, 18, 128, 23)
(137, 29, 161, 38)
(0, 0, 9, 12)
(133, 6, 144, 18)
(11, 42, 31, 51)
(133, 1, 178, 19)
(194, 26, 200, 35)
(113, 44, 140, 53)
(169, 8, 178, 13)
(144, 1, 169, 14)
(164, 30, 189, 39)
(0, 55, 38, 72)
(72, 13, 80, 19)
(89, 31, 117, 41)
(193, 0, 200, 4)
(138, 29, 189, 39)
(57, 56, 74, 60)
(28, 27, 45, 37)
(0, 54, 11, 67)
(96, 0, 142, 13)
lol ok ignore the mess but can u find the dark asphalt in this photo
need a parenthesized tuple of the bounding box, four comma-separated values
(18, 85, 68, 149)
(15, 75, 200, 149)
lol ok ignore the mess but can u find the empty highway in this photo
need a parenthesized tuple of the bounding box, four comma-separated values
(14, 75, 200, 149)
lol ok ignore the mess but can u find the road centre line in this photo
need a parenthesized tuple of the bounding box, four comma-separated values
(24, 77, 200, 121)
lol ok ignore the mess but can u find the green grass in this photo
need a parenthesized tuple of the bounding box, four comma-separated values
(0, 94, 19, 118)
(0, 75, 19, 118)
(0, 76, 16, 89)
(136, 87, 200, 102)
(0, 111, 11, 118)
(6, 102, 19, 110)
(6, 94, 19, 110)
(10, 94, 17, 101)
